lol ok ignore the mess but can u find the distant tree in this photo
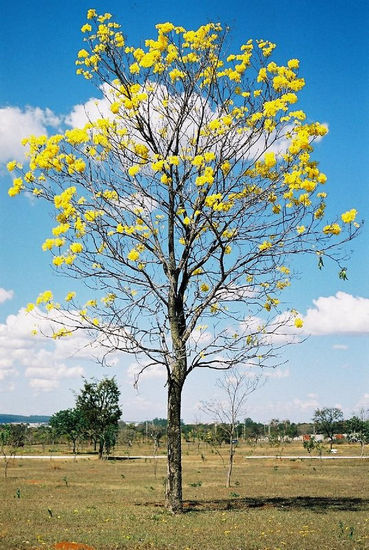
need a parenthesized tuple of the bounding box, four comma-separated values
(346, 412, 369, 456)
(202, 368, 260, 487)
(0, 426, 10, 454)
(76, 377, 122, 459)
(49, 408, 86, 453)
(8, 424, 28, 449)
(30, 425, 53, 451)
(297, 422, 315, 436)
(243, 418, 264, 443)
(119, 422, 138, 447)
(303, 435, 325, 457)
(313, 407, 344, 450)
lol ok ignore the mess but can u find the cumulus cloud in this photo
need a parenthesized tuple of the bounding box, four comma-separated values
(0, 106, 61, 163)
(264, 367, 290, 379)
(0, 307, 105, 391)
(303, 292, 369, 335)
(29, 379, 59, 391)
(65, 84, 112, 128)
(127, 361, 166, 383)
(250, 393, 321, 419)
(0, 288, 14, 304)
(354, 394, 369, 412)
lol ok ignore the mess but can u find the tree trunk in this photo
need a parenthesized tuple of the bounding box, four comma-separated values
(166, 376, 183, 513)
(226, 442, 235, 488)
(98, 438, 104, 460)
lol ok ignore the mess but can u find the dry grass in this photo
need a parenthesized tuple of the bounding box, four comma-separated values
(0, 443, 368, 549)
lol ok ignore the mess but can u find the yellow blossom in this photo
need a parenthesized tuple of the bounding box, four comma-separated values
(36, 290, 53, 305)
(323, 223, 341, 235)
(81, 23, 92, 33)
(341, 209, 357, 223)
(128, 165, 140, 177)
(7, 160, 17, 172)
(70, 243, 84, 253)
(258, 240, 272, 251)
(264, 152, 276, 168)
(87, 8, 97, 19)
(127, 249, 140, 261)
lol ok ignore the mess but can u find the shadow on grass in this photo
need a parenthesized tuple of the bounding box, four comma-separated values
(181, 496, 369, 513)
(143, 496, 369, 513)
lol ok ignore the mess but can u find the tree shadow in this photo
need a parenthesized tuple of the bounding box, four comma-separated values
(180, 496, 369, 513)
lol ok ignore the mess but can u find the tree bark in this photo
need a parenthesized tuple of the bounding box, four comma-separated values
(166, 374, 183, 513)
(226, 443, 235, 488)
(98, 438, 104, 459)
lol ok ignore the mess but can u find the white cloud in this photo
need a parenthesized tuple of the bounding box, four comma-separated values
(332, 344, 348, 350)
(0, 368, 16, 381)
(303, 292, 369, 335)
(354, 394, 369, 412)
(264, 367, 290, 379)
(240, 312, 302, 347)
(29, 378, 59, 391)
(307, 393, 318, 399)
(127, 361, 166, 383)
(65, 84, 112, 127)
(0, 288, 14, 304)
(0, 106, 61, 163)
(25, 364, 84, 380)
(250, 393, 321, 419)
(0, 307, 103, 391)
(189, 327, 213, 346)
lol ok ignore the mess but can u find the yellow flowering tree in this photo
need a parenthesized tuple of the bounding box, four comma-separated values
(7, 10, 359, 512)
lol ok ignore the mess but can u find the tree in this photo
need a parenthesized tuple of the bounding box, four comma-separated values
(243, 418, 264, 444)
(49, 408, 86, 454)
(346, 411, 369, 456)
(75, 377, 122, 459)
(313, 407, 344, 450)
(8, 11, 358, 512)
(202, 368, 260, 487)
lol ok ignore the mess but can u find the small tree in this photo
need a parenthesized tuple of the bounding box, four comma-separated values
(8, 424, 28, 449)
(346, 412, 369, 457)
(76, 377, 122, 459)
(8, 10, 359, 512)
(202, 368, 260, 487)
(313, 407, 344, 450)
(243, 418, 264, 444)
(49, 408, 86, 454)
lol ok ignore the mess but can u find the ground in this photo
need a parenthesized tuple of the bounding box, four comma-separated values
(0, 442, 368, 549)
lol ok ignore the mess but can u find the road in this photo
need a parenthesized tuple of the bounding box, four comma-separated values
(243, 455, 369, 459)
(1, 454, 367, 460)
(1, 454, 167, 460)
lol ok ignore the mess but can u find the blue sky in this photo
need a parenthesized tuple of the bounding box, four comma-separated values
(0, 0, 368, 423)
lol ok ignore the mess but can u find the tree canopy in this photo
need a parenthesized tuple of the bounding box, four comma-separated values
(76, 377, 122, 458)
(313, 407, 344, 449)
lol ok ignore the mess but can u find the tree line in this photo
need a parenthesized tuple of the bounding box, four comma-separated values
(1, 388, 368, 459)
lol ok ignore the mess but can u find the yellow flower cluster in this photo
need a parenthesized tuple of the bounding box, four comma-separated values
(341, 209, 357, 223)
(323, 223, 341, 235)
(36, 290, 53, 305)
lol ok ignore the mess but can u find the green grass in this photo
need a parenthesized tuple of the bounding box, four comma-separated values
(0, 444, 368, 549)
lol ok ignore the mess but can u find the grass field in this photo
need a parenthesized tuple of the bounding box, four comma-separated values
(1, 443, 368, 549)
